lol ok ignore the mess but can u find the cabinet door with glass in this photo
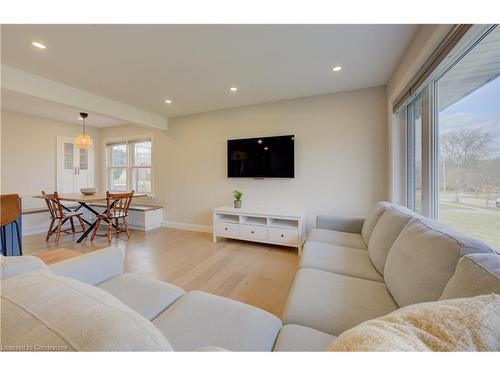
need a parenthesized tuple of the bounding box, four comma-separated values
(57, 137, 94, 193)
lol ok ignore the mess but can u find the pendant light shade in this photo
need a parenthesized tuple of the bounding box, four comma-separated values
(76, 112, 93, 149)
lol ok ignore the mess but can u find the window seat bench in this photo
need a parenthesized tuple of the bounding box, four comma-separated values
(22, 204, 164, 236)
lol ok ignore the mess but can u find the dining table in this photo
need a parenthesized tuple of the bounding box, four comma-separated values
(33, 192, 146, 243)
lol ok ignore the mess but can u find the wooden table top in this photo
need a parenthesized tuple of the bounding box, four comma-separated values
(33, 192, 147, 202)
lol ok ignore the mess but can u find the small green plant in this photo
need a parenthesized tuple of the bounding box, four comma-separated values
(233, 190, 243, 201)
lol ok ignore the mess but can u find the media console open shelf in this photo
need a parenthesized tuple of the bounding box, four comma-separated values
(212, 206, 306, 254)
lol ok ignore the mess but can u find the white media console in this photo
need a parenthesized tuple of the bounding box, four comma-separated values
(212, 206, 306, 254)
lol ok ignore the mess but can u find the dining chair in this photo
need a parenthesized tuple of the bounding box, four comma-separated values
(0, 194, 22, 256)
(91, 191, 134, 243)
(42, 191, 86, 242)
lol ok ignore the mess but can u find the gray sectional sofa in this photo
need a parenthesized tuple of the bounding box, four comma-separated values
(279, 201, 499, 349)
(1, 201, 499, 351)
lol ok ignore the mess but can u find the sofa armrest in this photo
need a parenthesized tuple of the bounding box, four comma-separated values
(316, 215, 365, 234)
(49, 247, 125, 285)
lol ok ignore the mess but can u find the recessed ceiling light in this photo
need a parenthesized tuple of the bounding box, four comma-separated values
(230, 87, 238, 92)
(332, 66, 342, 72)
(165, 99, 172, 104)
(32, 41, 46, 49)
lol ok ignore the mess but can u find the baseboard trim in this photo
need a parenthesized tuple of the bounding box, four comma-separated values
(162, 221, 212, 233)
(22, 225, 49, 236)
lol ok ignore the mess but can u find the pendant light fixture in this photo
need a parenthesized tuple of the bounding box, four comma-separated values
(75, 112, 93, 149)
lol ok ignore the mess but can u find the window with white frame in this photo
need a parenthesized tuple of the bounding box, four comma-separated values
(106, 138, 152, 194)
(402, 25, 500, 250)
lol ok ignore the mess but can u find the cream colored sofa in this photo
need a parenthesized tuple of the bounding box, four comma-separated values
(1, 201, 499, 351)
(1, 248, 281, 351)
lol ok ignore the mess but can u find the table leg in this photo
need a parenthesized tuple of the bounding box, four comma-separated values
(75, 202, 118, 243)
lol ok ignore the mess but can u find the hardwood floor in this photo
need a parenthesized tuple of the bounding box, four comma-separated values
(22, 228, 300, 318)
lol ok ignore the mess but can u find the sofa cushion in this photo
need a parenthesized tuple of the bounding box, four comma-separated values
(1, 254, 50, 281)
(368, 206, 415, 274)
(283, 268, 398, 336)
(300, 242, 383, 282)
(361, 201, 391, 245)
(153, 290, 282, 351)
(273, 324, 336, 351)
(98, 273, 185, 320)
(440, 253, 500, 300)
(49, 246, 124, 286)
(307, 228, 367, 249)
(327, 294, 500, 351)
(384, 217, 494, 307)
(0, 271, 172, 351)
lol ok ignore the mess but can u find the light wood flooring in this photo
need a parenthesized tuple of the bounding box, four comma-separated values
(22, 228, 300, 318)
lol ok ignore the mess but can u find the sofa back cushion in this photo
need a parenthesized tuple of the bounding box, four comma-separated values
(327, 294, 500, 351)
(440, 253, 500, 300)
(1, 254, 50, 281)
(368, 206, 415, 274)
(361, 201, 391, 245)
(384, 217, 494, 307)
(0, 271, 172, 351)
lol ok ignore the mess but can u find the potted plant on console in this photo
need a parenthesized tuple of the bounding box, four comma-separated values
(233, 190, 243, 208)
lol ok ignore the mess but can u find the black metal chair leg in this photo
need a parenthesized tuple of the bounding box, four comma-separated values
(13, 220, 22, 256)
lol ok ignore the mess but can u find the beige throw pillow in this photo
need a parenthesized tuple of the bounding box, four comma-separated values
(327, 294, 500, 351)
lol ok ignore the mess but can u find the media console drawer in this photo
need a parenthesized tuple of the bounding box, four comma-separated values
(268, 227, 299, 245)
(240, 224, 267, 240)
(214, 221, 239, 237)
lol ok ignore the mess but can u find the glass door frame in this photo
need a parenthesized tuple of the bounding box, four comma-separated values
(403, 24, 497, 219)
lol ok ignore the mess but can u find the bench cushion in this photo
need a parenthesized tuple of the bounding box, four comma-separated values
(307, 228, 367, 249)
(98, 273, 185, 320)
(153, 290, 282, 351)
(0, 271, 172, 351)
(440, 253, 500, 300)
(273, 324, 335, 351)
(384, 217, 494, 307)
(368, 206, 415, 274)
(361, 201, 391, 245)
(300, 242, 383, 282)
(283, 268, 398, 336)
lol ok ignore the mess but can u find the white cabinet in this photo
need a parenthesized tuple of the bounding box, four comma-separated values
(57, 137, 94, 193)
(212, 206, 306, 254)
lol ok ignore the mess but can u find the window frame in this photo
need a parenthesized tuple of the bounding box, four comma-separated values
(402, 24, 497, 220)
(104, 135, 154, 197)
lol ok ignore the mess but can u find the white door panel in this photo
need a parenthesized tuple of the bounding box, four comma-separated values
(57, 137, 94, 193)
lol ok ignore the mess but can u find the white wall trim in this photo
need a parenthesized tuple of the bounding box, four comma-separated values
(162, 221, 213, 233)
(1, 64, 168, 130)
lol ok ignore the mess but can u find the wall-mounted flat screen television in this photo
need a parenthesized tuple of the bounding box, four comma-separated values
(227, 135, 295, 178)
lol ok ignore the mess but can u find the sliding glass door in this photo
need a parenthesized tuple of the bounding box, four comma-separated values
(404, 24, 500, 250)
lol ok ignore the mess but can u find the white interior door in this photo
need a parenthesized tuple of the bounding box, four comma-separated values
(57, 137, 94, 193)
(77, 147, 94, 189)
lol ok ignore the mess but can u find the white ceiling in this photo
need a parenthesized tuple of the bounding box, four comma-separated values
(1, 24, 418, 119)
(1, 89, 125, 127)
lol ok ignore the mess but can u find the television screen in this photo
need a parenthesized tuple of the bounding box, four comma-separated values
(227, 135, 295, 178)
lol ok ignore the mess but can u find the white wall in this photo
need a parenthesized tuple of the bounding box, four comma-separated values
(386, 25, 452, 203)
(102, 86, 388, 230)
(0, 110, 103, 209)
